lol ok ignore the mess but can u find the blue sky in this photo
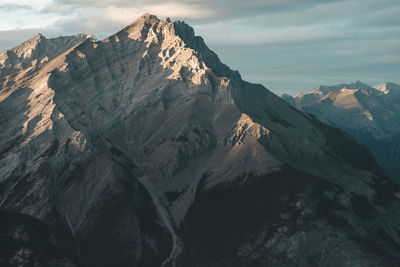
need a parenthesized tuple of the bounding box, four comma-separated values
(0, 0, 399, 94)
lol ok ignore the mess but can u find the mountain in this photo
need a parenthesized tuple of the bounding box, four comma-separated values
(0, 210, 77, 267)
(374, 82, 400, 94)
(282, 81, 400, 181)
(2, 14, 400, 266)
(0, 33, 93, 77)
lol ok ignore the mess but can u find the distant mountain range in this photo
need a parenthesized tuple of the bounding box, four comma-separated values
(282, 81, 400, 181)
(2, 14, 400, 266)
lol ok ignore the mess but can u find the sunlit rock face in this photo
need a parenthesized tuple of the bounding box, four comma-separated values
(283, 81, 400, 181)
(0, 33, 93, 77)
(2, 14, 400, 266)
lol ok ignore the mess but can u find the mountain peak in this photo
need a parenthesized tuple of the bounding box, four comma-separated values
(139, 12, 158, 20)
(0, 33, 90, 77)
(309, 81, 373, 96)
(121, 13, 169, 41)
(122, 13, 195, 43)
(126, 13, 161, 27)
(111, 14, 234, 80)
(374, 82, 389, 93)
(347, 80, 371, 90)
(30, 33, 45, 41)
(17, 32, 46, 49)
(374, 82, 400, 94)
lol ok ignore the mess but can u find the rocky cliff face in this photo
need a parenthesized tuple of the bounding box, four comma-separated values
(0, 33, 93, 78)
(2, 14, 400, 266)
(282, 81, 400, 181)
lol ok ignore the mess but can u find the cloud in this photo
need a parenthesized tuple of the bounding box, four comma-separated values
(45, 0, 346, 22)
(369, 55, 400, 64)
(0, 4, 32, 12)
(41, 4, 75, 15)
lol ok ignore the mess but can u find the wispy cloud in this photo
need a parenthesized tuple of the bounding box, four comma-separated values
(0, 4, 32, 12)
(41, 4, 74, 15)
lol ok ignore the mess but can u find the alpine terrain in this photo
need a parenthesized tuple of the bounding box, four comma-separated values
(1, 14, 400, 267)
(283, 81, 400, 181)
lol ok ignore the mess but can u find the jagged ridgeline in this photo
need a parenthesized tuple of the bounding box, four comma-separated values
(282, 81, 400, 182)
(1, 14, 400, 267)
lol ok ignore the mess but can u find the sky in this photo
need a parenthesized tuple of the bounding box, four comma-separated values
(0, 0, 399, 95)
